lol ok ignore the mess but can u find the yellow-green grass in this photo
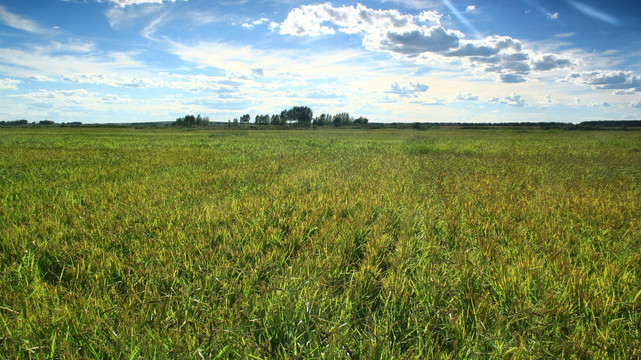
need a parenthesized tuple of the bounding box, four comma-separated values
(1, 127, 640, 358)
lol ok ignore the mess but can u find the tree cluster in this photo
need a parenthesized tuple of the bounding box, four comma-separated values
(313, 113, 368, 127)
(229, 106, 369, 127)
(0, 119, 57, 126)
(0, 119, 29, 126)
(173, 114, 210, 127)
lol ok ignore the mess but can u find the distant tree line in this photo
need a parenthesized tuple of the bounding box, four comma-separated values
(173, 114, 209, 127)
(0, 119, 57, 126)
(228, 106, 369, 127)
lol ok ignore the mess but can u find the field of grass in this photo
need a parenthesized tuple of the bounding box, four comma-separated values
(1, 126, 640, 359)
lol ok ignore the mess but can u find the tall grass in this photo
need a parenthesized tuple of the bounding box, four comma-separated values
(1, 127, 640, 358)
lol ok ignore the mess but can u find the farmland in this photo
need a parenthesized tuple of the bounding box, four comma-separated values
(1, 126, 640, 358)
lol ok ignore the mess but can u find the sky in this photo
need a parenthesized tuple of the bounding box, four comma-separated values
(0, 0, 640, 123)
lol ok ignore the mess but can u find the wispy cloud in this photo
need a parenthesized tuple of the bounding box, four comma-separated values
(456, 92, 479, 101)
(0, 5, 48, 34)
(106, 0, 185, 7)
(0, 78, 19, 90)
(105, 3, 166, 29)
(379, 0, 442, 10)
(566, 1, 620, 26)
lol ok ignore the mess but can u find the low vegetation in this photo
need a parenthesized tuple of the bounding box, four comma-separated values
(1, 127, 640, 358)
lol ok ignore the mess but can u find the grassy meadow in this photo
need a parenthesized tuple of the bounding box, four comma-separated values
(1, 126, 640, 359)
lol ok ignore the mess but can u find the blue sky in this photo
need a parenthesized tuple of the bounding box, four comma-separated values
(0, 0, 640, 123)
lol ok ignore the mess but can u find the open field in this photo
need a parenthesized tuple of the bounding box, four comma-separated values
(1, 127, 640, 358)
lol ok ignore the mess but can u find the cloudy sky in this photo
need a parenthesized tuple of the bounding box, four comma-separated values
(1, 0, 640, 123)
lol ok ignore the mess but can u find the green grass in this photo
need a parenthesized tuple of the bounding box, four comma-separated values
(1, 127, 640, 359)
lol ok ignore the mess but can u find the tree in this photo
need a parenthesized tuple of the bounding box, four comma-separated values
(282, 106, 313, 126)
(271, 114, 282, 125)
(313, 113, 331, 126)
(354, 117, 368, 125)
(255, 114, 270, 125)
(240, 114, 251, 124)
(174, 114, 209, 127)
(333, 112, 351, 127)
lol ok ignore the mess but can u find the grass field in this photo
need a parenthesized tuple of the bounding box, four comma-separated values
(1, 126, 640, 359)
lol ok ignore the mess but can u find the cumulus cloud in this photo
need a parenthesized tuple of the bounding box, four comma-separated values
(482, 52, 531, 75)
(614, 89, 635, 95)
(0, 4, 47, 34)
(382, 27, 460, 54)
(0, 78, 20, 90)
(242, 18, 269, 29)
(491, 94, 526, 107)
(445, 36, 521, 57)
(279, 3, 416, 38)
(30, 75, 54, 82)
(631, 98, 641, 109)
(278, 3, 576, 84)
(411, 97, 447, 106)
(500, 73, 527, 83)
(388, 81, 429, 97)
(532, 54, 572, 71)
(567, 70, 641, 91)
(456, 92, 479, 101)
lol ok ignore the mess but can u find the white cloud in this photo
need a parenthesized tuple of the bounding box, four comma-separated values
(0, 78, 19, 90)
(277, 3, 577, 85)
(547, 12, 559, 20)
(417, 11, 442, 25)
(532, 54, 572, 71)
(388, 81, 429, 97)
(456, 92, 479, 101)
(0, 43, 148, 88)
(631, 98, 641, 109)
(446, 36, 521, 57)
(567, 70, 641, 91)
(0, 5, 48, 34)
(465, 5, 478, 14)
(105, 0, 183, 7)
(614, 89, 635, 95)
(29, 75, 54, 82)
(106, 6, 157, 33)
(490, 93, 526, 107)
(242, 18, 269, 29)
(380, 0, 442, 9)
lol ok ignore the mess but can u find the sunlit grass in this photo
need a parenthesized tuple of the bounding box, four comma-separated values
(1, 127, 640, 358)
